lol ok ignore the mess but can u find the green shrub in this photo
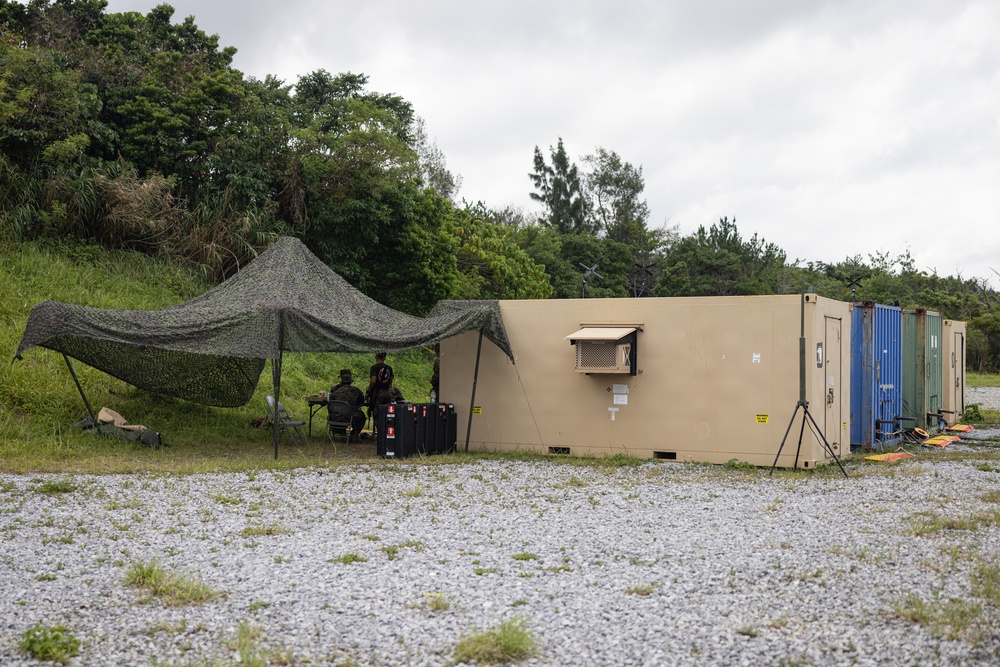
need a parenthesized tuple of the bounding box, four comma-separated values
(723, 458, 756, 471)
(19, 623, 81, 664)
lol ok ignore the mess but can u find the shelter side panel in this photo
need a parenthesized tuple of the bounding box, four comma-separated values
(443, 296, 847, 466)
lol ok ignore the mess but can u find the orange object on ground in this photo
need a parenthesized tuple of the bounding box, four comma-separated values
(923, 435, 960, 447)
(865, 452, 914, 462)
(947, 424, 974, 433)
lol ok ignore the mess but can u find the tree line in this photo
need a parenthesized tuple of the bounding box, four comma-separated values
(3, 1, 1000, 371)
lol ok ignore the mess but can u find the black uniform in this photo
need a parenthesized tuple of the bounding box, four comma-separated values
(368, 361, 395, 410)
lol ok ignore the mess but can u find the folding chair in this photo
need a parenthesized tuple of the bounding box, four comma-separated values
(265, 395, 306, 445)
(326, 400, 355, 445)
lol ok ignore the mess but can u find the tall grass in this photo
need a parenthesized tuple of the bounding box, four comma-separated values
(1, 241, 434, 473)
(967, 372, 1000, 388)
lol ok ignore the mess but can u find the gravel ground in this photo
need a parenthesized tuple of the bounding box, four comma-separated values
(968, 385, 1000, 411)
(3, 435, 1000, 667)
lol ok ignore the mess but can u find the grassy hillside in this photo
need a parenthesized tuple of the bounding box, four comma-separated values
(0, 240, 435, 473)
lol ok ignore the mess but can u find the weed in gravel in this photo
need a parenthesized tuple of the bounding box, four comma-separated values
(512, 552, 538, 561)
(626, 583, 655, 596)
(398, 539, 426, 550)
(144, 619, 188, 635)
(982, 489, 1000, 503)
(105, 498, 143, 510)
(971, 561, 1000, 605)
(212, 493, 242, 505)
(723, 458, 756, 471)
(34, 479, 78, 495)
(228, 620, 266, 667)
(125, 559, 224, 606)
(894, 593, 982, 641)
(19, 623, 81, 664)
(906, 511, 992, 535)
(330, 553, 368, 564)
(240, 523, 290, 537)
(422, 593, 453, 612)
(453, 617, 537, 664)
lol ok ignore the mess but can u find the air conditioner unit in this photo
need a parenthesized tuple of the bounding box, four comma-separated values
(565, 326, 640, 375)
(575, 340, 632, 373)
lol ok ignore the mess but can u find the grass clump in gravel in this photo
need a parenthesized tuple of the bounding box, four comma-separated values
(971, 561, 1000, 605)
(905, 510, 998, 535)
(625, 583, 655, 596)
(893, 594, 982, 641)
(512, 552, 538, 561)
(19, 622, 81, 664)
(227, 620, 288, 667)
(34, 478, 78, 495)
(381, 540, 426, 561)
(124, 559, 224, 606)
(240, 523, 290, 537)
(423, 593, 453, 612)
(453, 617, 537, 664)
(330, 553, 368, 564)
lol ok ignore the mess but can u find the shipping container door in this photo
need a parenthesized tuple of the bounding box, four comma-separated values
(926, 315, 943, 428)
(825, 316, 843, 453)
(953, 331, 965, 418)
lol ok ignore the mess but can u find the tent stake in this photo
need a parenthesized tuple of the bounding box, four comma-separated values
(62, 352, 98, 428)
(464, 330, 484, 453)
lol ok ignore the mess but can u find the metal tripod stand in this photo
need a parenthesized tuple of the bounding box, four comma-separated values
(770, 397, 848, 477)
(769, 290, 848, 478)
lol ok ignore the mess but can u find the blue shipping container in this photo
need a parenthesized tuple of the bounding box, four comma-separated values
(851, 302, 903, 450)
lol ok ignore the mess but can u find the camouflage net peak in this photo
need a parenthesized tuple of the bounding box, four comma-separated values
(15, 237, 513, 407)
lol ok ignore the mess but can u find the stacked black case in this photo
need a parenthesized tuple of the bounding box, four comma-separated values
(377, 402, 413, 458)
(377, 402, 456, 458)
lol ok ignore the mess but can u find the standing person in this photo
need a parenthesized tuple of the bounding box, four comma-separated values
(366, 352, 395, 427)
(328, 369, 365, 441)
(430, 344, 440, 401)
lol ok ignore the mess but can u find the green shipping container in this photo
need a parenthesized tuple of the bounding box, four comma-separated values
(901, 309, 943, 431)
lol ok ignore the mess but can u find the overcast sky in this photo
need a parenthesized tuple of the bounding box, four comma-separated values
(101, 0, 1000, 284)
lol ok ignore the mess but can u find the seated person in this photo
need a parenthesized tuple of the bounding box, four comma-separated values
(328, 369, 365, 440)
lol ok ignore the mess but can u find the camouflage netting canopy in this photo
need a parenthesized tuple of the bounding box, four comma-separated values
(15, 237, 513, 407)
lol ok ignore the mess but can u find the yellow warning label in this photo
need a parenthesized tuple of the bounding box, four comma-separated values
(756, 414, 769, 424)
(472, 406, 482, 414)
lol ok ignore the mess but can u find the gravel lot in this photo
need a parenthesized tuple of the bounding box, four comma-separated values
(3, 425, 1000, 667)
(1, 387, 998, 666)
(968, 385, 1000, 411)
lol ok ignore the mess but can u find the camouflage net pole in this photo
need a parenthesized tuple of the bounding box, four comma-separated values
(464, 330, 484, 453)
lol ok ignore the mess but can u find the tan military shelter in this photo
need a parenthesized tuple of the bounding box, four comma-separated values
(440, 294, 853, 468)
